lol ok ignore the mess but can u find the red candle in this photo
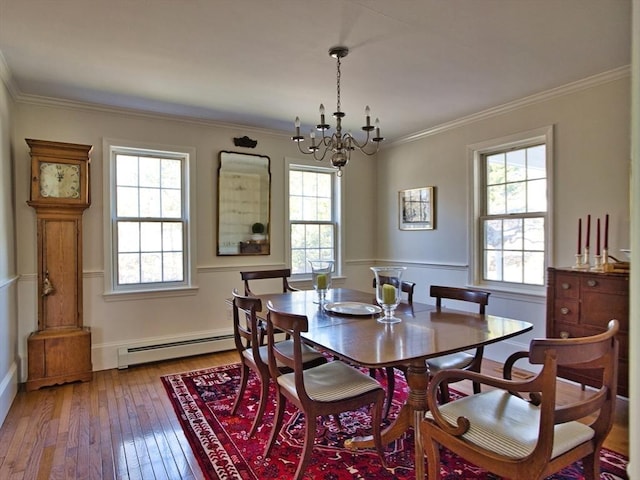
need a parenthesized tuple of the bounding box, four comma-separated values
(596, 217, 601, 255)
(585, 215, 591, 249)
(577, 218, 582, 255)
(604, 213, 609, 250)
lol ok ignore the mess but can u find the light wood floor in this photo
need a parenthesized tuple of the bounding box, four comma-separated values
(0, 352, 629, 479)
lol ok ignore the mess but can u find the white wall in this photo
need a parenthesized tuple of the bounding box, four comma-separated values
(375, 73, 631, 362)
(0, 68, 18, 426)
(12, 103, 378, 376)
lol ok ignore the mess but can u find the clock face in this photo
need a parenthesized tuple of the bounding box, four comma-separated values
(39, 162, 81, 199)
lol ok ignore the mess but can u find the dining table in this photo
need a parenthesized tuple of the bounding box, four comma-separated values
(253, 287, 533, 479)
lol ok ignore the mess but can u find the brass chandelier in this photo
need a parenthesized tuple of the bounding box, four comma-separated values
(291, 46, 384, 177)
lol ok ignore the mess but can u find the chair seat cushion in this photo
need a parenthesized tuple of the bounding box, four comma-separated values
(427, 351, 474, 371)
(278, 361, 382, 402)
(244, 340, 325, 368)
(425, 390, 594, 459)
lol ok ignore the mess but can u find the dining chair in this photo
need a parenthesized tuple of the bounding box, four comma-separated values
(427, 285, 491, 403)
(371, 276, 416, 418)
(240, 268, 298, 296)
(230, 290, 327, 436)
(264, 302, 386, 480)
(420, 319, 619, 480)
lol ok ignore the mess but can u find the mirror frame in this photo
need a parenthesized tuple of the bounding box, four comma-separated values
(216, 150, 271, 256)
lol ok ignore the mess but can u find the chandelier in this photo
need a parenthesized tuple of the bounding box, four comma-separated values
(291, 46, 384, 177)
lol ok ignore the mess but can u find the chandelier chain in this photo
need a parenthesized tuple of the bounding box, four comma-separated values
(336, 56, 341, 113)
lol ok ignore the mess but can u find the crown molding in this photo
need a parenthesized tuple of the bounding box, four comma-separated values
(0, 51, 19, 98)
(391, 65, 631, 147)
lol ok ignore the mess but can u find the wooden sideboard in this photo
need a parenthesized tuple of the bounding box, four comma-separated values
(546, 267, 629, 397)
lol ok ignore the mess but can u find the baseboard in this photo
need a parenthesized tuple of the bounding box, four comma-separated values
(0, 362, 18, 427)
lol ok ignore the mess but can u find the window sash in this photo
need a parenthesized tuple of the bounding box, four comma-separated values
(111, 147, 188, 291)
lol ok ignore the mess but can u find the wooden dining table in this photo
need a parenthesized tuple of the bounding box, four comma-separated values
(254, 287, 533, 479)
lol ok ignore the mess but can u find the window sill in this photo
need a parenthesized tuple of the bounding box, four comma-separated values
(103, 285, 199, 302)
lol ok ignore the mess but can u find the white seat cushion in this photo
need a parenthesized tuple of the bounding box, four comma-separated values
(427, 351, 474, 372)
(425, 390, 594, 459)
(278, 361, 381, 402)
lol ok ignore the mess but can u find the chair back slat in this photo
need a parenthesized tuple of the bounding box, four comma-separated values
(529, 319, 619, 366)
(430, 285, 490, 313)
(241, 268, 297, 296)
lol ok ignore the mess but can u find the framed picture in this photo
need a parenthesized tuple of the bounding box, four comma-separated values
(399, 186, 435, 230)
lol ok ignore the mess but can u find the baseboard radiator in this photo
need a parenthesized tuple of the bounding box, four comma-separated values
(117, 334, 235, 369)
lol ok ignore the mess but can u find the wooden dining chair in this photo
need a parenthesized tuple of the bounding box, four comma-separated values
(371, 276, 416, 418)
(421, 319, 619, 480)
(230, 290, 327, 436)
(264, 302, 386, 480)
(427, 285, 491, 403)
(240, 268, 298, 296)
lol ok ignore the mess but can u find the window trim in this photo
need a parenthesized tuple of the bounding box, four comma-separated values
(468, 126, 554, 295)
(285, 158, 343, 278)
(102, 138, 198, 297)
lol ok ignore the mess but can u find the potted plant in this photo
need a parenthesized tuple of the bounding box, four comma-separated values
(251, 222, 266, 241)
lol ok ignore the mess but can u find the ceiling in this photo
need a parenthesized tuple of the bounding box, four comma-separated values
(0, 0, 632, 142)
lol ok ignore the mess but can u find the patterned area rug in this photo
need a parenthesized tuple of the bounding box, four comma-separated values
(161, 363, 629, 479)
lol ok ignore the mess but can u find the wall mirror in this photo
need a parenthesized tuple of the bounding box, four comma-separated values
(217, 151, 271, 256)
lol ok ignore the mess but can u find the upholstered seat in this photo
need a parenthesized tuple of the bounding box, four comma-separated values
(421, 319, 619, 480)
(425, 389, 594, 459)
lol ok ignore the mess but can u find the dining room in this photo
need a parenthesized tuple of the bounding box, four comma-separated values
(0, 1, 637, 478)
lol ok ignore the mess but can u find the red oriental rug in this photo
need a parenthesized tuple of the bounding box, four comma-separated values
(161, 363, 629, 479)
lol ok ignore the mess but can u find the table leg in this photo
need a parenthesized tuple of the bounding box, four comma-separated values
(345, 362, 429, 458)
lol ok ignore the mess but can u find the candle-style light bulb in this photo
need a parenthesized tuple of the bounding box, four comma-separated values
(319, 104, 325, 115)
(365, 105, 371, 126)
(295, 116, 300, 128)
(375, 118, 381, 135)
(309, 130, 316, 139)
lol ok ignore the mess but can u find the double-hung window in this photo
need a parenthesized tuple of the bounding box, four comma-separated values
(288, 163, 340, 275)
(471, 126, 553, 290)
(105, 141, 196, 294)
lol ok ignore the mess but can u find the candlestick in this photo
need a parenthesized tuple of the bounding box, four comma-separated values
(585, 214, 591, 249)
(577, 218, 582, 255)
(596, 218, 601, 255)
(604, 213, 609, 250)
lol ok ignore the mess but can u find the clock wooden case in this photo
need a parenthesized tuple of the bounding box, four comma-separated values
(26, 139, 93, 391)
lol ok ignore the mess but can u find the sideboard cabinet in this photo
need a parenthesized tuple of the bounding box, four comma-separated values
(546, 267, 628, 397)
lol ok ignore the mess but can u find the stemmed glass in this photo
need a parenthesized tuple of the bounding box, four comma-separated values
(309, 260, 334, 304)
(371, 266, 406, 323)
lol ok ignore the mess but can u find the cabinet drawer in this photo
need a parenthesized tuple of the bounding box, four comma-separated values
(580, 276, 628, 294)
(552, 299, 579, 324)
(554, 273, 580, 299)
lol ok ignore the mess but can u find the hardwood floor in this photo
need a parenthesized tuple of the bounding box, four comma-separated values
(0, 352, 629, 479)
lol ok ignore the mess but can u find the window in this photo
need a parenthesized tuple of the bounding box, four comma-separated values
(470, 126, 553, 290)
(288, 164, 340, 275)
(104, 140, 196, 294)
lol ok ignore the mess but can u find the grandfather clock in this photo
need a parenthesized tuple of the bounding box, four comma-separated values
(26, 139, 93, 391)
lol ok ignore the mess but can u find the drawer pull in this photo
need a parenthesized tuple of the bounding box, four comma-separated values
(560, 331, 570, 339)
(561, 282, 571, 290)
(560, 307, 570, 315)
(587, 279, 598, 287)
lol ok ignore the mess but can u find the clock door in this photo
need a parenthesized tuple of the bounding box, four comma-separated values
(38, 216, 81, 330)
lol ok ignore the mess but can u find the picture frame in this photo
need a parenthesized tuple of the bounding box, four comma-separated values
(399, 186, 435, 230)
